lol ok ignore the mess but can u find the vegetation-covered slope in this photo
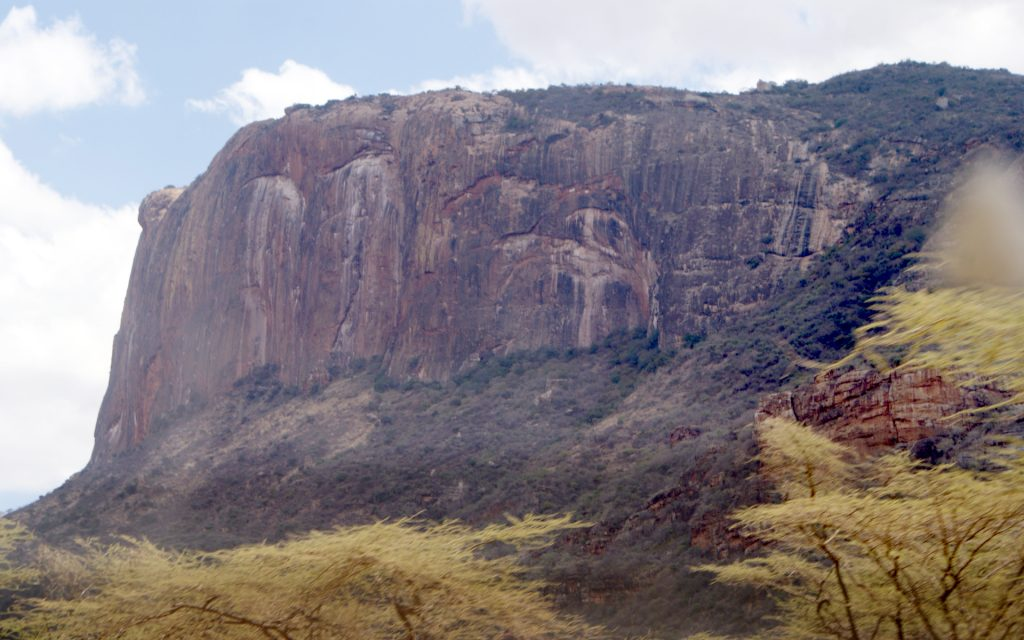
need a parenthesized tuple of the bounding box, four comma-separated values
(17, 62, 1024, 637)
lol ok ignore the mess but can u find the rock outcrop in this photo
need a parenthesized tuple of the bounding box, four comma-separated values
(755, 369, 992, 453)
(26, 64, 1024, 638)
(95, 88, 867, 459)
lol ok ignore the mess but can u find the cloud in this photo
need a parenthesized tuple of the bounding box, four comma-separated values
(0, 138, 139, 501)
(411, 66, 551, 93)
(461, 0, 1024, 92)
(188, 60, 356, 125)
(0, 5, 143, 116)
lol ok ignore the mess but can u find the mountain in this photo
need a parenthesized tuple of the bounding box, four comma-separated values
(19, 62, 1024, 636)
(92, 83, 859, 460)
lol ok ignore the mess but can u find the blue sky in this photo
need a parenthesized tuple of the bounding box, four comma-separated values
(3, 1, 512, 205)
(2, 0, 1024, 512)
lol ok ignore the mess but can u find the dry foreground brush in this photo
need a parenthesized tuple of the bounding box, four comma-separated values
(700, 416, 1024, 640)
(0, 515, 606, 639)
(699, 176, 1024, 640)
(5, 167, 1024, 639)
(4, 294, 1019, 640)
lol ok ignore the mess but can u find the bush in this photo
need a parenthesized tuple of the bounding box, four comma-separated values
(0, 516, 604, 640)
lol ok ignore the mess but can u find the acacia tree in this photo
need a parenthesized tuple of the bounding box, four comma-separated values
(834, 163, 1024, 411)
(700, 417, 1024, 640)
(699, 276, 1024, 638)
(699, 165, 1024, 639)
(1, 514, 605, 640)
(0, 518, 36, 593)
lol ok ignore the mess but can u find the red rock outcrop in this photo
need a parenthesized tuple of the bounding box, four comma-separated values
(94, 88, 868, 459)
(755, 369, 990, 453)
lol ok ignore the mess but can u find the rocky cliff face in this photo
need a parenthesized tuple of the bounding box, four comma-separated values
(755, 369, 993, 453)
(96, 88, 867, 459)
(27, 63, 1024, 639)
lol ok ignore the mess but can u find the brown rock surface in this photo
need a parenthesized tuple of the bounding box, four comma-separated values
(94, 88, 868, 459)
(26, 64, 1024, 638)
(755, 369, 990, 453)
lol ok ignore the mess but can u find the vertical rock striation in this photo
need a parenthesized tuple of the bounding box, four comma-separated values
(95, 89, 866, 459)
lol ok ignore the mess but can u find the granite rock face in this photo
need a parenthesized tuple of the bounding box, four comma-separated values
(755, 369, 991, 453)
(95, 88, 867, 459)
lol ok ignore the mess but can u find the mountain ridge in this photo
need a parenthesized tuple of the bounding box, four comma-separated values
(18, 61, 1024, 636)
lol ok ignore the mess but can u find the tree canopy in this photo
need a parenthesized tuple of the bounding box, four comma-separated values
(699, 163, 1024, 639)
(0, 514, 603, 640)
(700, 419, 1024, 640)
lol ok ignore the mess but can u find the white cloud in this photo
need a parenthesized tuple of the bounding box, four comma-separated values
(411, 66, 551, 93)
(0, 5, 143, 116)
(188, 60, 356, 125)
(0, 138, 139, 500)
(461, 0, 1024, 92)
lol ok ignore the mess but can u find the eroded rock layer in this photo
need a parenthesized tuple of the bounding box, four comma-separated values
(755, 369, 992, 453)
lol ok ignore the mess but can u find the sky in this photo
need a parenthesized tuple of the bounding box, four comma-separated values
(2, 0, 1024, 512)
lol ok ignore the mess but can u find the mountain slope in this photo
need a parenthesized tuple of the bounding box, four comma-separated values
(20, 62, 1024, 637)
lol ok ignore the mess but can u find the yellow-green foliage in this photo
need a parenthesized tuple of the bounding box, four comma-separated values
(0, 518, 36, 591)
(836, 286, 1024, 411)
(755, 418, 852, 499)
(700, 421, 1024, 640)
(704, 177, 1024, 638)
(703, 242, 1024, 638)
(1, 514, 603, 639)
(833, 163, 1024, 411)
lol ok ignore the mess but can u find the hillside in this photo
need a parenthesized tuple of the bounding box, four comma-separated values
(19, 62, 1024, 637)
